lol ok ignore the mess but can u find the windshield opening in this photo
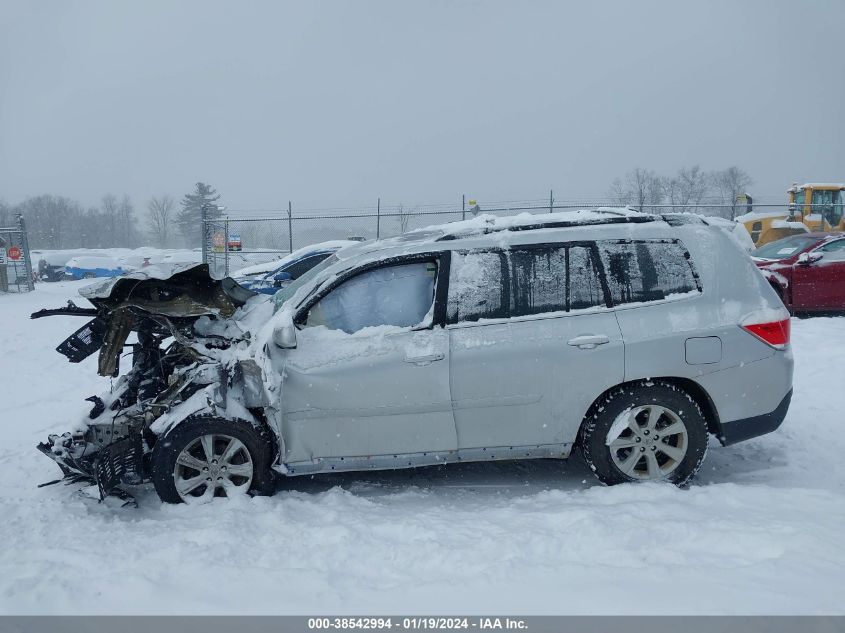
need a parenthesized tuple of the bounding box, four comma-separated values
(271, 254, 339, 312)
(753, 235, 816, 260)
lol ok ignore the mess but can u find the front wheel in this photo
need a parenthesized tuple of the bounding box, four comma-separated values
(580, 381, 709, 486)
(151, 416, 277, 504)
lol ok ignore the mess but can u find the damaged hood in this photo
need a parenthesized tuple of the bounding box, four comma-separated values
(35, 262, 261, 377)
(79, 262, 256, 318)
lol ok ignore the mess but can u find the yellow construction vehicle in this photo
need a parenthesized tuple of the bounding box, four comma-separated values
(738, 183, 845, 246)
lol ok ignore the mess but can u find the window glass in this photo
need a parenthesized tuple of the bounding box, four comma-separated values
(280, 253, 332, 280)
(568, 246, 605, 310)
(306, 261, 437, 333)
(753, 234, 816, 260)
(271, 254, 338, 312)
(447, 251, 508, 323)
(598, 240, 699, 306)
(509, 247, 567, 317)
(447, 245, 606, 323)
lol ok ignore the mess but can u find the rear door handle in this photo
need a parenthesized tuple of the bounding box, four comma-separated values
(405, 353, 445, 365)
(567, 334, 610, 349)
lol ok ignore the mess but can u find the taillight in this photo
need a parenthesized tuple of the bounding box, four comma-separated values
(742, 318, 790, 349)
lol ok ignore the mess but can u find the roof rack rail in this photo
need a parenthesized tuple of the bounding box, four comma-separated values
(435, 214, 656, 241)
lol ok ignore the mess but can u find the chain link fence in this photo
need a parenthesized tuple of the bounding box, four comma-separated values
(0, 215, 35, 292)
(201, 196, 813, 277)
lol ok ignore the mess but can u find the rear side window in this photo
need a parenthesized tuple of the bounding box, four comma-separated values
(447, 245, 606, 323)
(568, 245, 605, 310)
(509, 247, 567, 317)
(597, 240, 700, 306)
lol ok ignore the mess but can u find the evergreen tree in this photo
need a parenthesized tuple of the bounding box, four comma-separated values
(178, 182, 221, 245)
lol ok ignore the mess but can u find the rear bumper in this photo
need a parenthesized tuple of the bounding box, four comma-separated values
(719, 389, 792, 446)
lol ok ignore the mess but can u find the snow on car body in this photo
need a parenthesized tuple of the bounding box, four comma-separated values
(34, 208, 793, 504)
(64, 255, 126, 280)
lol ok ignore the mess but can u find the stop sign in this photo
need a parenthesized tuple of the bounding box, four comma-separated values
(7, 246, 22, 261)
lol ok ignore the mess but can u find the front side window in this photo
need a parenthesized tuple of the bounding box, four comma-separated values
(818, 239, 845, 259)
(305, 261, 437, 334)
(598, 240, 699, 306)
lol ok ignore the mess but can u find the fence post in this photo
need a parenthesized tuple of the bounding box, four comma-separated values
(201, 204, 208, 265)
(462, 194, 466, 221)
(17, 213, 34, 291)
(224, 218, 230, 277)
(376, 197, 381, 239)
(287, 201, 293, 253)
(549, 189, 554, 214)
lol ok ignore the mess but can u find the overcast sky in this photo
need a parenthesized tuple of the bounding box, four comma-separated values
(1, 0, 843, 211)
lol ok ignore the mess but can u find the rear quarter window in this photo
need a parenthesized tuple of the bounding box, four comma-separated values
(597, 239, 700, 306)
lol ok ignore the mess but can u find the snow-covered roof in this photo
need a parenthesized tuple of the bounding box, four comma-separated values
(734, 211, 788, 223)
(65, 255, 123, 270)
(788, 183, 845, 192)
(771, 220, 809, 231)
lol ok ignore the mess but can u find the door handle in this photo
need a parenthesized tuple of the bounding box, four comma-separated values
(405, 353, 445, 365)
(567, 334, 610, 349)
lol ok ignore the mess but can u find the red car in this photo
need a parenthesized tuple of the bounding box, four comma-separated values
(753, 233, 845, 313)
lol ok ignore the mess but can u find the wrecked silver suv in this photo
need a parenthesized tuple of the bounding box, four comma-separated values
(36, 209, 793, 506)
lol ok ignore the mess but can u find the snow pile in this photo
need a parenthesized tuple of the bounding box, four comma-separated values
(1, 281, 844, 614)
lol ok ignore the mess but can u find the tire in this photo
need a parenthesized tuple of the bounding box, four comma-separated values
(151, 416, 277, 504)
(580, 381, 708, 487)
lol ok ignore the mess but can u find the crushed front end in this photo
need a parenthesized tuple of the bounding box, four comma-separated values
(32, 263, 266, 504)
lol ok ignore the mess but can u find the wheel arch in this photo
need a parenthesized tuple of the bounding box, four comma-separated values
(576, 377, 722, 444)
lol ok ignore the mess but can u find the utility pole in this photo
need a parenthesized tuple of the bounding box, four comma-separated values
(376, 197, 381, 239)
(462, 194, 466, 221)
(549, 189, 554, 214)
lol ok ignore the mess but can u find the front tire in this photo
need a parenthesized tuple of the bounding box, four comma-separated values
(151, 416, 277, 504)
(580, 381, 708, 486)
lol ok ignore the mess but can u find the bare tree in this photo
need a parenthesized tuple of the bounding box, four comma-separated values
(607, 168, 664, 211)
(148, 195, 175, 247)
(667, 165, 711, 212)
(712, 167, 754, 219)
(396, 203, 412, 234)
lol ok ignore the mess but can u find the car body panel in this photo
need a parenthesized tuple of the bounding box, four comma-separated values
(448, 310, 624, 449)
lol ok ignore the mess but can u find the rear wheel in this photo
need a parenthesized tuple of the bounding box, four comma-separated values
(151, 416, 276, 504)
(580, 381, 708, 486)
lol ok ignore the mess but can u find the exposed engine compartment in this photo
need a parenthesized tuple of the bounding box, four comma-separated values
(32, 264, 268, 504)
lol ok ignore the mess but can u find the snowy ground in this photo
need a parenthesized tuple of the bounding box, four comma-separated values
(1, 280, 844, 615)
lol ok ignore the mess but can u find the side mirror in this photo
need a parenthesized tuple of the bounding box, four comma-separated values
(272, 314, 297, 349)
(797, 251, 823, 266)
